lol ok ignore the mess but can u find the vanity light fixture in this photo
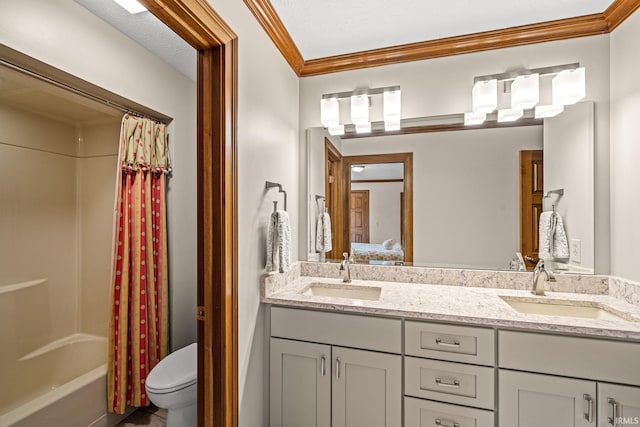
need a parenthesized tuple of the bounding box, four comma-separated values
(511, 74, 539, 110)
(472, 79, 497, 114)
(464, 111, 487, 126)
(320, 97, 340, 128)
(113, 0, 147, 14)
(497, 108, 524, 122)
(320, 85, 400, 135)
(351, 165, 366, 173)
(350, 94, 370, 126)
(383, 89, 401, 131)
(552, 67, 586, 105)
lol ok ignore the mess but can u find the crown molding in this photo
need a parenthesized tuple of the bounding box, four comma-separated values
(604, 0, 640, 31)
(242, 0, 304, 74)
(243, 0, 639, 77)
(300, 14, 608, 76)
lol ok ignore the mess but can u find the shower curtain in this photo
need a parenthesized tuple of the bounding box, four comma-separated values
(107, 115, 171, 414)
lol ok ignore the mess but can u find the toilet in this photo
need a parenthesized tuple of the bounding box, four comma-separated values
(145, 342, 197, 427)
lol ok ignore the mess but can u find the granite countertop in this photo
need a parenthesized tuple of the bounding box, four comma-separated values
(262, 269, 640, 341)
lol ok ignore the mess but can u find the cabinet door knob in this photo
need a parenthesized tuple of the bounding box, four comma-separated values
(583, 394, 594, 423)
(607, 397, 619, 426)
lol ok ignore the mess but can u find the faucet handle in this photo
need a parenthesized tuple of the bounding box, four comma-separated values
(342, 252, 349, 261)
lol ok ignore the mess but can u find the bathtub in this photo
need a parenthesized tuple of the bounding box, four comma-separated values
(0, 334, 130, 427)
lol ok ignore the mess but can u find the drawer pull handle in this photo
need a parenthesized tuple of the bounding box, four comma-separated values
(607, 398, 618, 426)
(320, 355, 326, 377)
(435, 377, 461, 388)
(584, 394, 594, 423)
(435, 419, 460, 427)
(435, 338, 461, 348)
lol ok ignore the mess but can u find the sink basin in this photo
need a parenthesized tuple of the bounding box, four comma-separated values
(500, 296, 630, 321)
(302, 283, 381, 301)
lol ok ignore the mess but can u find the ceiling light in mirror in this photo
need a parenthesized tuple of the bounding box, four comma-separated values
(321, 97, 339, 127)
(351, 165, 366, 173)
(497, 108, 523, 122)
(383, 90, 401, 131)
(351, 94, 369, 125)
(553, 67, 586, 105)
(113, 0, 147, 14)
(327, 124, 344, 136)
(535, 104, 564, 119)
(464, 111, 487, 125)
(511, 74, 539, 110)
(472, 79, 497, 113)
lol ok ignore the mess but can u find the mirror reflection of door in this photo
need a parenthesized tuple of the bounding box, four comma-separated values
(325, 139, 343, 260)
(520, 150, 544, 270)
(350, 190, 370, 242)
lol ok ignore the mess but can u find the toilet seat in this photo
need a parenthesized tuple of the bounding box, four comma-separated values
(146, 343, 197, 394)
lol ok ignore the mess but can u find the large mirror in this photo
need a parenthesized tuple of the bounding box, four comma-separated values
(305, 101, 594, 273)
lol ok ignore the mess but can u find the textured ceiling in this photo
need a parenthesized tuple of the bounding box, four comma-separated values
(270, 0, 615, 59)
(74, 0, 196, 81)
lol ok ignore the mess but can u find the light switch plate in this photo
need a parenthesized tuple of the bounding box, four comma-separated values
(570, 239, 581, 263)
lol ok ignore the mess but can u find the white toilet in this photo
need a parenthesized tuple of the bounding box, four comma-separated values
(145, 342, 197, 427)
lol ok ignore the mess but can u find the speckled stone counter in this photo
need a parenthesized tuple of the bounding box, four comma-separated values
(261, 262, 640, 340)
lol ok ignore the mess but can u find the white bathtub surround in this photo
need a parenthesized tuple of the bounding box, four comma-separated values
(262, 262, 640, 340)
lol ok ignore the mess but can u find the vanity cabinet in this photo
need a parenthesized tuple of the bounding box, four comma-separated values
(499, 330, 640, 427)
(270, 307, 402, 427)
(404, 321, 496, 427)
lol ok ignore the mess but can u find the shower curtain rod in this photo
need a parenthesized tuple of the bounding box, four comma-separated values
(0, 51, 172, 125)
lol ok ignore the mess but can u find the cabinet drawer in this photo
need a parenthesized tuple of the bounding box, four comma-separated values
(405, 397, 494, 427)
(405, 357, 495, 410)
(405, 321, 495, 366)
(499, 331, 640, 386)
(271, 307, 401, 354)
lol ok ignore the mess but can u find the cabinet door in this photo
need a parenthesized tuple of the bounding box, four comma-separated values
(499, 370, 596, 427)
(599, 383, 640, 427)
(332, 347, 401, 427)
(270, 338, 331, 427)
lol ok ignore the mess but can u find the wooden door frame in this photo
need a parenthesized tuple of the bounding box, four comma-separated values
(140, 1, 238, 426)
(342, 153, 413, 262)
(324, 138, 343, 260)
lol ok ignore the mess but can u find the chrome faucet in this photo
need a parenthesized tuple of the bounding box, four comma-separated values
(340, 252, 351, 283)
(531, 259, 555, 296)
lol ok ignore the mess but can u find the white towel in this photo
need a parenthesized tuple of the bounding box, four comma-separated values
(538, 211, 570, 260)
(315, 212, 332, 253)
(266, 210, 291, 273)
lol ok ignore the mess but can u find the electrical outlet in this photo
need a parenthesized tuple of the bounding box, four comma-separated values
(570, 239, 581, 263)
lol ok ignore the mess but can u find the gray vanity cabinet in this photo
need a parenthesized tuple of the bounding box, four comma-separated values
(270, 338, 331, 427)
(499, 370, 596, 426)
(269, 307, 402, 427)
(598, 384, 640, 427)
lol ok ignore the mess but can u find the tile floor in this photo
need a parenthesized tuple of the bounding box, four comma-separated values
(116, 405, 167, 427)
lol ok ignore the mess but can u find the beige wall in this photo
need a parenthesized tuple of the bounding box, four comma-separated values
(610, 9, 640, 282)
(342, 126, 542, 269)
(299, 35, 611, 273)
(0, 0, 198, 351)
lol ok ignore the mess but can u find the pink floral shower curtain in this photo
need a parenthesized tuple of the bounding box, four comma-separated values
(108, 115, 171, 414)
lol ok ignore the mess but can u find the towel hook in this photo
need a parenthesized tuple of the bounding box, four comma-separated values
(544, 188, 564, 213)
(266, 181, 287, 211)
